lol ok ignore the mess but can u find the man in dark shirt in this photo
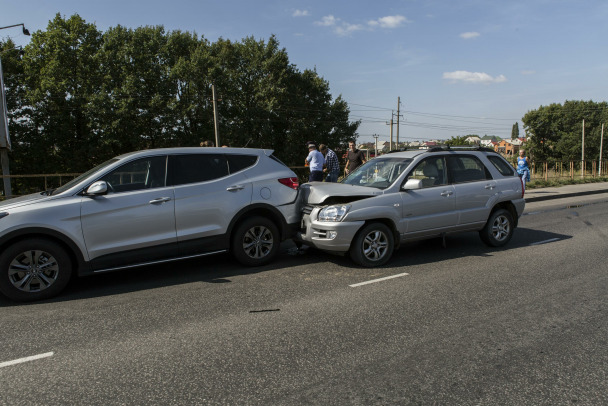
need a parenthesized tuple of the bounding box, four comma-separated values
(345, 140, 366, 175)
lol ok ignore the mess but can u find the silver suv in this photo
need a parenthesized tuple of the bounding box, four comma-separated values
(0, 148, 300, 301)
(297, 147, 525, 267)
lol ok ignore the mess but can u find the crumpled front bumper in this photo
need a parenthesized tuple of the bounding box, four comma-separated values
(295, 207, 364, 253)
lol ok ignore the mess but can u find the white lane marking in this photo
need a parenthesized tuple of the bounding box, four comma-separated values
(0, 352, 54, 368)
(350, 273, 409, 288)
(529, 238, 560, 246)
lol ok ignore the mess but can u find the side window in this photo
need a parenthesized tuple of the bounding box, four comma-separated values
(447, 155, 492, 184)
(169, 154, 229, 186)
(227, 154, 258, 174)
(100, 156, 167, 193)
(407, 157, 447, 188)
(487, 155, 515, 176)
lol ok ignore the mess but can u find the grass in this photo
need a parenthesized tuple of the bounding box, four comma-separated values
(527, 176, 608, 189)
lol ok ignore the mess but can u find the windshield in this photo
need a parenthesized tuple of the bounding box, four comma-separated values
(51, 158, 120, 195)
(342, 158, 413, 189)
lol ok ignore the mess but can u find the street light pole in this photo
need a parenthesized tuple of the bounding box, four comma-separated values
(0, 23, 30, 199)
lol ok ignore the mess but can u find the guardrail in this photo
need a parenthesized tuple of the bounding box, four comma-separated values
(1, 160, 607, 200)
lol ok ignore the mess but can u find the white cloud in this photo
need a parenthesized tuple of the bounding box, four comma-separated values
(335, 23, 365, 36)
(460, 32, 480, 39)
(315, 15, 338, 27)
(443, 71, 507, 84)
(293, 9, 309, 17)
(368, 15, 409, 29)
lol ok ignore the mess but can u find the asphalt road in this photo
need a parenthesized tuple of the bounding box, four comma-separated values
(1, 195, 607, 405)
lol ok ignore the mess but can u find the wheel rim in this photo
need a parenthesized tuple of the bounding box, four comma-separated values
(8, 250, 60, 293)
(242, 226, 274, 259)
(491, 215, 511, 242)
(362, 230, 389, 262)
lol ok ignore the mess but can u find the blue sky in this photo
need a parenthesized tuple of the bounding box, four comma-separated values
(2, 0, 608, 144)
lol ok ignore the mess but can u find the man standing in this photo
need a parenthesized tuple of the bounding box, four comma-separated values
(319, 144, 340, 182)
(345, 140, 366, 175)
(305, 142, 324, 182)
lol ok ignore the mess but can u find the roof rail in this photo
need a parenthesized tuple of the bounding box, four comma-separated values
(427, 145, 498, 153)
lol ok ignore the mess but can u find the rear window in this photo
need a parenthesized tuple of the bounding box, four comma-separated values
(169, 154, 229, 186)
(487, 155, 515, 176)
(227, 154, 258, 173)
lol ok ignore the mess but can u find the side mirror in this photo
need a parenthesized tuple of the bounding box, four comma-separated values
(85, 181, 108, 196)
(402, 178, 422, 191)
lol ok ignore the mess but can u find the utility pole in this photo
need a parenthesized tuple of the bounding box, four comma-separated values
(599, 123, 604, 176)
(386, 114, 393, 151)
(212, 84, 220, 147)
(581, 119, 585, 179)
(373, 134, 379, 158)
(396, 97, 401, 149)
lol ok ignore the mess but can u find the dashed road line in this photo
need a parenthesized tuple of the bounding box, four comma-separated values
(529, 238, 560, 246)
(0, 352, 54, 369)
(350, 273, 410, 288)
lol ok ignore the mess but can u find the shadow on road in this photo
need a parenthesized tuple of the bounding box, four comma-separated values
(0, 228, 570, 306)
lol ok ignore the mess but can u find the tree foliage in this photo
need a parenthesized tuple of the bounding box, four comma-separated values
(2, 14, 359, 173)
(445, 136, 472, 146)
(511, 122, 519, 139)
(522, 100, 608, 162)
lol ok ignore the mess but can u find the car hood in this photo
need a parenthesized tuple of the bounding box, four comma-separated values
(0, 192, 54, 210)
(301, 182, 383, 205)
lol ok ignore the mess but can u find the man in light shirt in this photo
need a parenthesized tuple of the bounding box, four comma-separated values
(305, 143, 325, 182)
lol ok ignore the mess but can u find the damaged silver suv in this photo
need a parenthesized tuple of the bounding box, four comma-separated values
(297, 147, 525, 267)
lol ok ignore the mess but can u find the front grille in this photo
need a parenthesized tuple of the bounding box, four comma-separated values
(302, 205, 315, 215)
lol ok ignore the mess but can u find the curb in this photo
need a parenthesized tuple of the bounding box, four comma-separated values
(525, 188, 608, 203)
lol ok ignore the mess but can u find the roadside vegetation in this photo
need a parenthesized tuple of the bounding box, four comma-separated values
(1, 14, 359, 175)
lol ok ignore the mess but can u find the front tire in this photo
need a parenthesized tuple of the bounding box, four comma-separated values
(0, 239, 73, 302)
(349, 222, 395, 267)
(231, 217, 280, 266)
(479, 209, 514, 247)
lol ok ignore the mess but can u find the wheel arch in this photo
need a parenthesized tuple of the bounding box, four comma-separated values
(227, 203, 290, 242)
(0, 228, 88, 276)
(491, 201, 519, 228)
(359, 218, 401, 250)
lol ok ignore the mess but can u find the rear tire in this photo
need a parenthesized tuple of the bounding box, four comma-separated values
(231, 217, 280, 266)
(349, 222, 394, 267)
(0, 239, 73, 302)
(479, 209, 514, 247)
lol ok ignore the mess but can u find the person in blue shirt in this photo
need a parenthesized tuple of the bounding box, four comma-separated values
(305, 143, 325, 182)
(517, 149, 530, 190)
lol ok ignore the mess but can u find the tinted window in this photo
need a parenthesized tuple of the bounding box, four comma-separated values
(487, 155, 515, 176)
(447, 155, 492, 183)
(408, 157, 447, 188)
(170, 154, 229, 186)
(227, 154, 258, 174)
(101, 156, 167, 193)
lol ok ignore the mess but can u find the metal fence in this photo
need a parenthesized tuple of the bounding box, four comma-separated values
(2, 160, 607, 200)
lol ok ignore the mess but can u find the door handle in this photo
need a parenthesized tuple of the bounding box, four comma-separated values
(484, 184, 496, 190)
(149, 197, 172, 204)
(440, 191, 453, 197)
(227, 185, 245, 192)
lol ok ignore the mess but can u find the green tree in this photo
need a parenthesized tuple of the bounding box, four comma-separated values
(445, 136, 471, 146)
(2, 14, 359, 175)
(523, 100, 608, 162)
(511, 122, 519, 139)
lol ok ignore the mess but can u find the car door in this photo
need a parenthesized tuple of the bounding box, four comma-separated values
(399, 156, 457, 236)
(80, 155, 178, 270)
(169, 153, 253, 256)
(447, 155, 496, 226)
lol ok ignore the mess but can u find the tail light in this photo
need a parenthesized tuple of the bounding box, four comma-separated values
(278, 177, 299, 190)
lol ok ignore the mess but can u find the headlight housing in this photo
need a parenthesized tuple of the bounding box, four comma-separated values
(318, 205, 351, 222)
